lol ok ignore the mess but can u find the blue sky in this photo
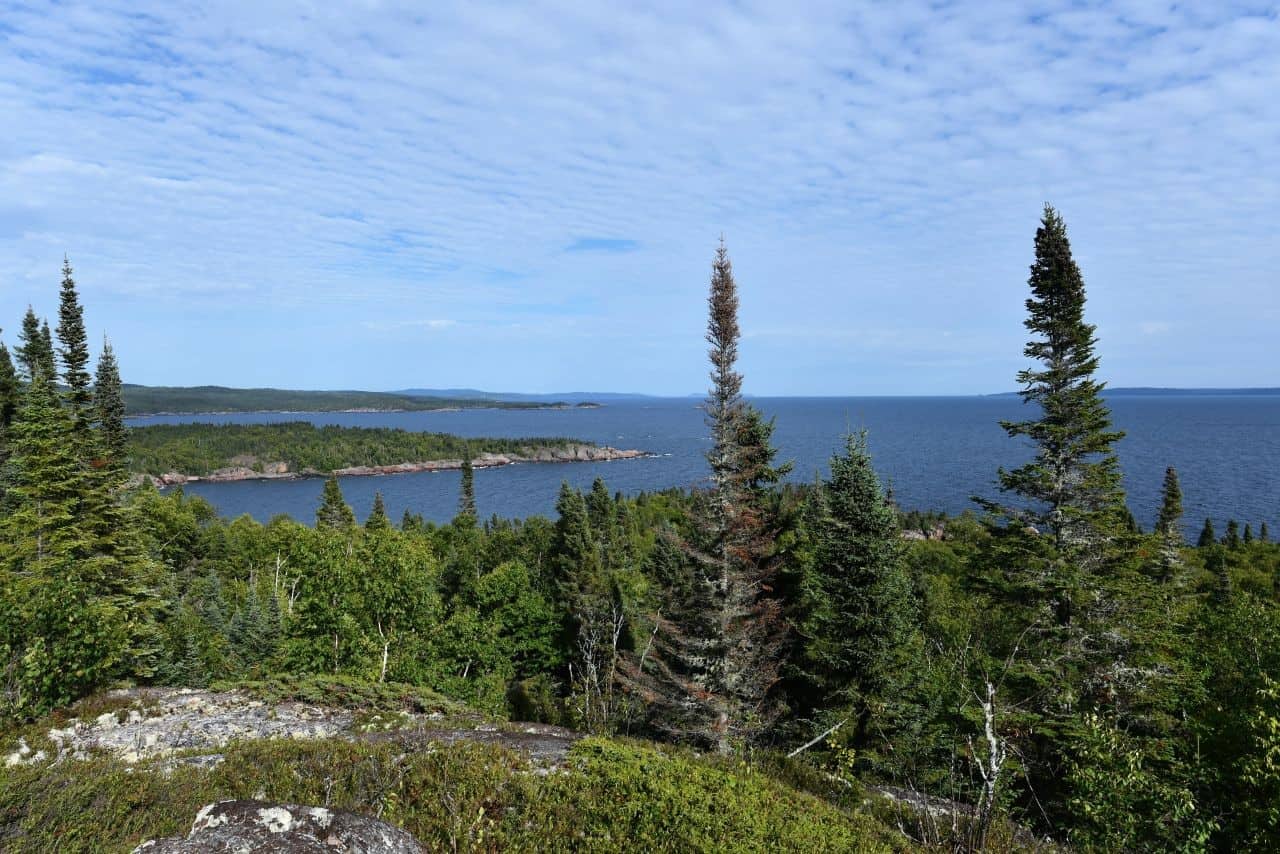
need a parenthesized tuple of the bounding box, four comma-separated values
(0, 1, 1276, 395)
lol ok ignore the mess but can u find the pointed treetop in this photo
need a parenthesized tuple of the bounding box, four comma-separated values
(1156, 466, 1183, 537)
(1197, 518, 1216, 548)
(56, 256, 93, 417)
(457, 453, 477, 521)
(316, 475, 355, 529)
(94, 337, 128, 464)
(365, 491, 391, 531)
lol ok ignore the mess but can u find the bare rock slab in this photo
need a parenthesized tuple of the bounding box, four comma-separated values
(134, 800, 425, 853)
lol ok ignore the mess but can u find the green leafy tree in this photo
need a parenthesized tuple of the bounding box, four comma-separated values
(316, 475, 355, 529)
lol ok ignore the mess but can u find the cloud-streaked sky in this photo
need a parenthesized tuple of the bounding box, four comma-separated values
(1, 1, 1276, 394)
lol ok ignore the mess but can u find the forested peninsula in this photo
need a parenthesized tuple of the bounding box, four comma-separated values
(127, 422, 644, 483)
(122, 384, 586, 415)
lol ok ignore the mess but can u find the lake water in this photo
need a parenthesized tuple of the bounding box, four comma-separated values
(128, 396, 1280, 536)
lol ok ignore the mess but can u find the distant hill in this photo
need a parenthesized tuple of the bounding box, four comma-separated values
(122, 385, 568, 415)
(987, 387, 1280, 398)
(397, 388, 652, 403)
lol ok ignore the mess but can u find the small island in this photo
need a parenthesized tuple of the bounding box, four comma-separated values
(126, 422, 645, 485)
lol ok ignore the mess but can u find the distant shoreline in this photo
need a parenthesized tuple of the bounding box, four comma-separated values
(125, 402, 587, 418)
(136, 446, 652, 488)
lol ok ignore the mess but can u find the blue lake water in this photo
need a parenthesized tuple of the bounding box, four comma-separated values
(128, 396, 1280, 536)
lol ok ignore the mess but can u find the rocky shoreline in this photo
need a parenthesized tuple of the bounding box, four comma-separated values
(133, 444, 648, 488)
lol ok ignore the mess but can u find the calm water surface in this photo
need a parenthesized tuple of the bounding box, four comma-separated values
(129, 396, 1280, 536)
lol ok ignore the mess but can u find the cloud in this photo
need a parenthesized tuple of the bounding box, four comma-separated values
(360, 318, 457, 332)
(564, 238, 640, 253)
(0, 1, 1275, 392)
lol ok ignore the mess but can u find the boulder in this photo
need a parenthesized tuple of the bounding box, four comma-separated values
(133, 800, 425, 853)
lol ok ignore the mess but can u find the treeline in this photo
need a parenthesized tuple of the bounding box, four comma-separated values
(122, 384, 569, 415)
(4, 213, 1280, 851)
(126, 422, 588, 476)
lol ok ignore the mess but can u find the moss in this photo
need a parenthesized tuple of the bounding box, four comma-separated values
(0, 734, 908, 853)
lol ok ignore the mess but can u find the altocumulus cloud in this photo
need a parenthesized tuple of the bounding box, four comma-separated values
(0, 1, 1276, 392)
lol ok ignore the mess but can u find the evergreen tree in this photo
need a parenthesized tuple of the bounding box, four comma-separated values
(15, 307, 48, 381)
(1156, 467, 1183, 536)
(458, 454, 477, 521)
(1155, 466, 1184, 581)
(365, 491, 390, 531)
(1, 370, 88, 567)
(1262, 522, 1271, 543)
(793, 431, 916, 742)
(315, 476, 355, 529)
(37, 320, 55, 380)
(992, 205, 1126, 558)
(1198, 518, 1216, 548)
(93, 338, 127, 464)
(1224, 520, 1241, 549)
(1244, 523, 1254, 544)
(625, 240, 789, 752)
(0, 340, 17, 431)
(55, 257, 92, 427)
(552, 481, 598, 594)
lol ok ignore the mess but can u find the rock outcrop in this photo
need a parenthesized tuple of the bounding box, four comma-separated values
(4, 686, 581, 770)
(134, 800, 425, 853)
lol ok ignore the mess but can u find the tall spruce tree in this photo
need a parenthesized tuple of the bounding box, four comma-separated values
(1244, 523, 1254, 544)
(793, 431, 916, 742)
(55, 257, 92, 428)
(1262, 522, 1271, 543)
(316, 476, 355, 529)
(1155, 466, 1184, 581)
(993, 205, 1126, 556)
(458, 454, 477, 521)
(623, 240, 788, 752)
(1224, 520, 1241, 549)
(93, 338, 127, 464)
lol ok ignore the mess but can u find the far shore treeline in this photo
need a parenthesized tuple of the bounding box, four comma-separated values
(2, 209, 1280, 850)
(121, 384, 584, 415)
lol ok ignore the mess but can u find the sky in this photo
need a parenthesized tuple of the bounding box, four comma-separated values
(0, 1, 1277, 395)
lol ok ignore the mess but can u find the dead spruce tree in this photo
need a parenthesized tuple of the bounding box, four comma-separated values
(623, 240, 789, 752)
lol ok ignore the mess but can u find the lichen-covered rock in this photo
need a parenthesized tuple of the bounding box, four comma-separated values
(133, 800, 425, 852)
